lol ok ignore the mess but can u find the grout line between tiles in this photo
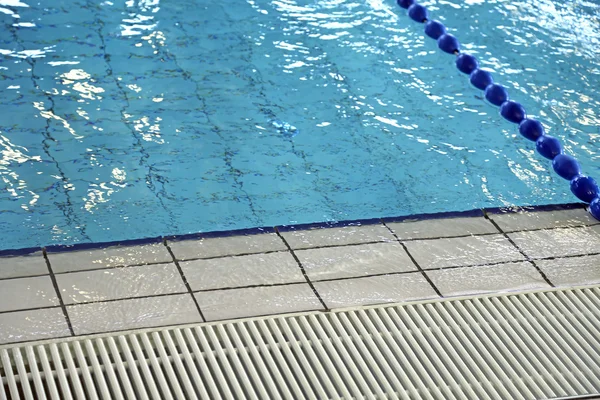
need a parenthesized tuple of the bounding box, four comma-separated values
(175, 248, 287, 261)
(163, 239, 206, 322)
(192, 281, 308, 293)
(65, 291, 190, 307)
(51, 260, 174, 275)
(381, 220, 443, 297)
(0, 305, 62, 316)
(487, 221, 600, 234)
(274, 227, 329, 311)
(0, 272, 50, 281)
(483, 210, 555, 288)
(42, 248, 75, 336)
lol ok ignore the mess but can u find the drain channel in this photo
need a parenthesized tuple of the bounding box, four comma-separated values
(1, 287, 599, 399)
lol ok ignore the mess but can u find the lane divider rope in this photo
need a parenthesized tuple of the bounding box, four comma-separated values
(396, 0, 600, 220)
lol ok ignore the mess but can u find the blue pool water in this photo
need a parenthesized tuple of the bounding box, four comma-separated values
(1, 0, 599, 250)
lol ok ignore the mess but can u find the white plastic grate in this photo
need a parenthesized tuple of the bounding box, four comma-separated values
(1, 286, 600, 399)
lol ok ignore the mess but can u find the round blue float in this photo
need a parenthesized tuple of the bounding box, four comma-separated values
(408, 4, 428, 22)
(536, 135, 562, 160)
(570, 175, 599, 203)
(519, 119, 545, 141)
(552, 154, 581, 180)
(425, 20, 446, 39)
(589, 197, 600, 220)
(470, 69, 493, 90)
(484, 84, 508, 106)
(397, 0, 415, 9)
(456, 54, 478, 74)
(437, 34, 459, 54)
(500, 101, 526, 124)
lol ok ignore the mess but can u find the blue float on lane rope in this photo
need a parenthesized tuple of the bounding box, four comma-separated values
(394, 1, 600, 220)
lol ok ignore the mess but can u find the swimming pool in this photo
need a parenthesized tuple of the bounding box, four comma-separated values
(1, 0, 599, 250)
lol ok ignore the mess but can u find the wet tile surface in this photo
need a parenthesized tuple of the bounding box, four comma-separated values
(68, 294, 202, 335)
(509, 225, 600, 259)
(0, 308, 70, 345)
(1, 208, 599, 344)
(296, 242, 416, 281)
(387, 217, 498, 240)
(56, 263, 186, 304)
(195, 283, 324, 321)
(490, 208, 596, 232)
(0, 252, 48, 279)
(426, 262, 550, 297)
(314, 273, 439, 309)
(169, 232, 286, 260)
(182, 252, 305, 291)
(405, 234, 525, 269)
(48, 243, 172, 273)
(281, 224, 395, 250)
(0, 276, 59, 312)
(536, 255, 600, 287)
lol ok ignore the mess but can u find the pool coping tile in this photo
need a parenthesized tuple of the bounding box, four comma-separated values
(0, 202, 599, 344)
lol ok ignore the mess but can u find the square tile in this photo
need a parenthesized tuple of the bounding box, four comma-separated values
(296, 242, 416, 281)
(195, 283, 323, 321)
(314, 273, 439, 309)
(536, 255, 600, 287)
(387, 217, 498, 240)
(489, 208, 596, 232)
(169, 232, 287, 260)
(0, 308, 70, 345)
(56, 263, 187, 305)
(67, 294, 203, 335)
(281, 224, 395, 250)
(404, 234, 525, 269)
(508, 225, 600, 259)
(48, 243, 172, 273)
(181, 252, 304, 291)
(0, 252, 48, 279)
(0, 276, 59, 312)
(426, 262, 550, 297)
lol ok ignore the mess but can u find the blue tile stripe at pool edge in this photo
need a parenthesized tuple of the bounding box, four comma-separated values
(0, 202, 588, 257)
(395, 0, 600, 220)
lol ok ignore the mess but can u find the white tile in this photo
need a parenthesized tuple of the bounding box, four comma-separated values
(404, 234, 525, 269)
(314, 273, 439, 309)
(169, 232, 287, 260)
(48, 243, 172, 273)
(181, 252, 304, 291)
(57, 263, 186, 305)
(508, 225, 600, 259)
(490, 208, 596, 232)
(296, 242, 416, 281)
(536, 255, 600, 287)
(0, 252, 48, 279)
(426, 262, 550, 297)
(281, 224, 395, 250)
(0, 308, 70, 344)
(68, 294, 202, 335)
(0, 276, 59, 312)
(195, 284, 323, 321)
(387, 217, 498, 240)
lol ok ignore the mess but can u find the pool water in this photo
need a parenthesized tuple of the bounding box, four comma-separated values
(1, 0, 599, 250)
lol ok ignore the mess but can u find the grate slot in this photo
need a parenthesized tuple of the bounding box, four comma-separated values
(219, 323, 261, 399)
(256, 318, 306, 399)
(24, 346, 46, 400)
(0, 287, 598, 399)
(246, 319, 294, 399)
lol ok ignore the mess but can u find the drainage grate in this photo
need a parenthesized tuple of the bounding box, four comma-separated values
(1, 287, 599, 400)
